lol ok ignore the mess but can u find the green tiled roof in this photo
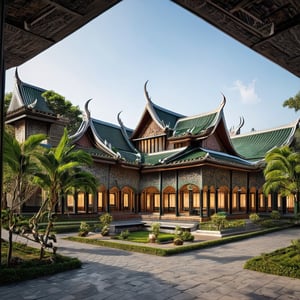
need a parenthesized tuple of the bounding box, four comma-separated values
(18, 81, 54, 114)
(173, 112, 218, 137)
(82, 147, 114, 158)
(231, 126, 296, 161)
(142, 149, 183, 165)
(164, 147, 254, 167)
(142, 147, 254, 167)
(91, 119, 136, 161)
(153, 103, 184, 129)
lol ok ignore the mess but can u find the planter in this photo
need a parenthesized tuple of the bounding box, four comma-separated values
(173, 238, 184, 245)
(148, 233, 156, 243)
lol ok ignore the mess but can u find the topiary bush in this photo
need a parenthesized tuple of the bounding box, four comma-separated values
(99, 213, 113, 236)
(78, 221, 90, 237)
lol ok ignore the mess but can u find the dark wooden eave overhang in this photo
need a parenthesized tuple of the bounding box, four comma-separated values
(5, 107, 58, 124)
(141, 158, 261, 174)
(4, 0, 122, 70)
(171, 0, 300, 78)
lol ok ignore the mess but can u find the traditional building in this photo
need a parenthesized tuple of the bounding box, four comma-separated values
(5, 73, 299, 221)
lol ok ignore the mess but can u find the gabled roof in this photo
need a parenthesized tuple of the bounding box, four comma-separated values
(131, 82, 183, 139)
(7, 69, 54, 115)
(142, 146, 257, 171)
(231, 119, 299, 161)
(71, 100, 139, 163)
(172, 96, 225, 138)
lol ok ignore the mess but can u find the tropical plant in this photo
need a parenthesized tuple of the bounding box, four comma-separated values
(99, 213, 113, 236)
(151, 222, 160, 238)
(3, 131, 47, 266)
(210, 213, 228, 230)
(283, 91, 300, 112)
(78, 222, 90, 237)
(32, 128, 97, 258)
(263, 146, 300, 217)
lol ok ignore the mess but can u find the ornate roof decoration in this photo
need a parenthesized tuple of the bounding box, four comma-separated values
(71, 100, 122, 160)
(117, 111, 140, 157)
(230, 116, 245, 136)
(144, 81, 170, 130)
(172, 94, 226, 138)
(6, 69, 55, 119)
(231, 119, 300, 161)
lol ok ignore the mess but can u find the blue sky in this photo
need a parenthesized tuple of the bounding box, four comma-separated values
(5, 0, 300, 133)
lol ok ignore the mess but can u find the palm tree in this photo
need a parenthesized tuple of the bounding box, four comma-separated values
(3, 131, 47, 266)
(263, 146, 300, 218)
(32, 128, 97, 258)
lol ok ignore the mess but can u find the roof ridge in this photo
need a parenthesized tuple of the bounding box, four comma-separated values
(231, 119, 299, 138)
(176, 95, 225, 123)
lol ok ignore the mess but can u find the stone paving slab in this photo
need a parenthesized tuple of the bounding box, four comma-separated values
(0, 227, 299, 299)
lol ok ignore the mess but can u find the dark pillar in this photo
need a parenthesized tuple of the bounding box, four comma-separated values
(0, 0, 6, 266)
(159, 172, 163, 216)
(85, 193, 89, 214)
(189, 188, 193, 215)
(214, 188, 218, 214)
(199, 189, 203, 218)
(106, 190, 110, 213)
(229, 171, 233, 215)
(61, 194, 65, 215)
(207, 189, 211, 217)
(175, 170, 179, 216)
(272, 192, 278, 211)
(255, 190, 259, 213)
(246, 173, 250, 214)
(74, 193, 78, 214)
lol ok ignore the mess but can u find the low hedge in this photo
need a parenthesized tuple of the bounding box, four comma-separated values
(66, 226, 290, 256)
(244, 240, 300, 279)
(0, 254, 81, 285)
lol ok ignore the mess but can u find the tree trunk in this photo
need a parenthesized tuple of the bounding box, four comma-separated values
(7, 227, 13, 266)
(39, 201, 55, 260)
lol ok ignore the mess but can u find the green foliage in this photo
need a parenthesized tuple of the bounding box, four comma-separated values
(249, 213, 261, 223)
(244, 239, 300, 279)
(99, 213, 113, 226)
(4, 92, 13, 115)
(68, 226, 288, 257)
(174, 225, 194, 242)
(32, 128, 97, 257)
(78, 222, 90, 237)
(99, 213, 113, 236)
(283, 91, 300, 112)
(263, 146, 300, 217)
(210, 213, 228, 230)
(42, 90, 82, 135)
(270, 210, 281, 220)
(151, 222, 160, 238)
(0, 241, 81, 285)
(119, 230, 130, 240)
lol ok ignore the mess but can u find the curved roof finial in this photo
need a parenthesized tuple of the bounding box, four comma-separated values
(144, 80, 152, 103)
(236, 116, 245, 135)
(84, 99, 92, 120)
(117, 111, 124, 127)
(15, 67, 21, 84)
(220, 93, 226, 108)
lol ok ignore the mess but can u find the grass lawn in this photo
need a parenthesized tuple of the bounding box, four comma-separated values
(0, 240, 81, 286)
(244, 238, 300, 279)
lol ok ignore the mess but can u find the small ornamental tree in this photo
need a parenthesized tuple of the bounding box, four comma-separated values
(3, 131, 47, 266)
(33, 128, 97, 258)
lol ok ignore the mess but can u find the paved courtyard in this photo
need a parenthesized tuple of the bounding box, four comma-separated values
(0, 227, 299, 299)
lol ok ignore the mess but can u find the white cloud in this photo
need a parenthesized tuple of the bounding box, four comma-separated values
(232, 79, 261, 104)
